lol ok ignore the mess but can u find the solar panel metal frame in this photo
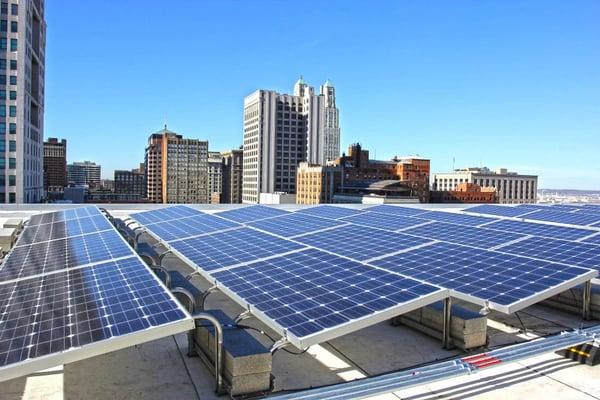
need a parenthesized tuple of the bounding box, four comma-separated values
(209, 251, 449, 349)
(135, 215, 449, 349)
(462, 204, 539, 218)
(368, 242, 597, 314)
(0, 206, 194, 382)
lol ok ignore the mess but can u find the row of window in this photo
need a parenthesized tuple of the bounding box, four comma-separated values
(0, 58, 16, 70)
(0, 2, 18, 16)
(0, 192, 16, 203)
(0, 172, 16, 183)
(0, 19, 16, 32)
(0, 139, 15, 151)
(0, 104, 15, 116)
(0, 122, 16, 134)
(0, 38, 17, 51)
(0, 89, 15, 99)
(0, 75, 16, 85)
(0, 157, 16, 168)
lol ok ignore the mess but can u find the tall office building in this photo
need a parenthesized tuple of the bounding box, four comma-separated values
(144, 126, 209, 204)
(242, 77, 341, 203)
(221, 148, 243, 204)
(207, 151, 222, 204)
(67, 161, 101, 187)
(43, 137, 66, 193)
(0, 0, 45, 203)
(114, 163, 145, 199)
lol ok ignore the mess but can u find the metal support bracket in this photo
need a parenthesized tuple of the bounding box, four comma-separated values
(442, 297, 452, 350)
(199, 285, 218, 311)
(583, 280, 592, 321)
(185, 271, 201, 281)
(234, 310, 253, 324)
(125, 220, 138, 228)
(270, 337, 291, 354)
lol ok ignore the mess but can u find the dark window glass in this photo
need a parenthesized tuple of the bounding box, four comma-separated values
(8, 105, 15, 117)
(9, 60, 16, 70)
(9, 21, 15, 32)
(8, 157, 14, 168)
(9, 75, 15, 85)
(8, 122, 15, 134)
(10, 3, 16, 15)
(8, 140, 14, 151)
(9, 38, 16, 51)
(9, 192, 15, 203)
(0, 19, 6, 32)
(9, 90, 14, 100)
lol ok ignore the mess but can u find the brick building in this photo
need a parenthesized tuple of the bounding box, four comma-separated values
(43, 138, 67, 194)
(221, 148, 243, 204)
(296, 162, 342, 204)
(114, 163, 145, 200)
(430, 182, 497, 203)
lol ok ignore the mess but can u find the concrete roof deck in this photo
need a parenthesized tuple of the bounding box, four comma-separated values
(0, 205, 598, 400)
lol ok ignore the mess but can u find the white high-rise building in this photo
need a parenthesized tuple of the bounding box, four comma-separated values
(1, 0, 45, 203)
(242, 77, 341, 203)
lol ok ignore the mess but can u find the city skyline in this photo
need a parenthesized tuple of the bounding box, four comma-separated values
(44, 1, 600, 189)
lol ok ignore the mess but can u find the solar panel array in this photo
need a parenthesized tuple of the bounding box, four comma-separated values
(130, 204, 599, 349)
(0, 207, 192, 382)
(466, 203, 600, 227)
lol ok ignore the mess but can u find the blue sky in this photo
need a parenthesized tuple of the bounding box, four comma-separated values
(45, 1, 600, 189)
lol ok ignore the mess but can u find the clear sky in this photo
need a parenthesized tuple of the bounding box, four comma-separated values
(45, 1, 600, 189)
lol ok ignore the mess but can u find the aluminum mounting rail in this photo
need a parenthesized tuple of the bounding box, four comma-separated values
(269, 325, 600, 400)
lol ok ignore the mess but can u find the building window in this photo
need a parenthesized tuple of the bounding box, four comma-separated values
(9, 21, 15, 32)
(9, 38, 16, 51)
(9, 60, 15, 70)
(9, 192, 14, 203)
(8, 140, 14, 151)
(0, 158, 5, 169)
(0, 38, 5, 50)
(9, 122, 15, 134)
(0, 3, 6, 15)
(0, 89, 4, 99)
(9, 90, 14, 100)
(9, 75, 15, 85)
(8, 157, 14, 168)
(8, 105, 15, 117)
(0, 123, 5, 134)
(0, 75, 5, 84)
(0, 141, 4, 152)
(10, 3, 16, 16)
(0, 106, 5, 117)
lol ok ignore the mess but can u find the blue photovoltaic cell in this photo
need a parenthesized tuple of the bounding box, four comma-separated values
(402, 222, 526, 249)
(498, 237, 600, 271)
(414, 210, 498, 227)
(523, 209, 600, 227)
(370, 242, 594, 307)
(212, 249, 442, 339)
(548, 204, 586, 212)
(593, 222, 600, 228)
(582, 234, 600, 246)
(16, 215, 114, 246)
(295, 205, 363, 220)
(339, 211, 426, 232)
(0, 230, 133, 281)
(573, 208, 600, 217)
(463, 204, 536, 218)
(144, 214, 240, 242)
(295, 224, 432, 261)
(215, 205, 290, 223)
(170, 227, 305, 272)
(27, 206, 102, 226)
(130, 205, 202, 226)
(484, 219, 593, 241)
(247, 212, 345, 238)
(365, 205, 428, 217)
(0, 256, 187, 369)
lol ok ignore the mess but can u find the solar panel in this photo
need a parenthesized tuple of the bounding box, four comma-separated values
(463, 204, 536, 218)
(211, 249, 446, 348)
(247, 212, 346, 238)
(365, 205, 428, 217)
(547, 204, 584, 212)
(582, 233, 600, 246)
(27, 206, 102, 226)
(169, 227, 305, 272)
(0, 230, 134, 282)
(414, 210, 498, 227)
(16, 215, 114, 246)
(402, 222, 527, 249)
(369, 242, 596, 313)
(129, 205, 202, 226)
(523, 209, 600, 227)
(484, 219, 594, 241)
(294, 224, 433, 261)
(140, 214, 240, 242)
(339, 211, 427, 232)
(294, 205, 363, 220)
(215, 205, 289, 223)
(497, 237, 600, 271)
(0, 256, 192, 382)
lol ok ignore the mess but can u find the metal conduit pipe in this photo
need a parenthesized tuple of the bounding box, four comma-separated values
(487, 332, 585, 357)
(442, 297, 452, 349)
(583, 280, 592, 320)
(171, 287, 197, 356)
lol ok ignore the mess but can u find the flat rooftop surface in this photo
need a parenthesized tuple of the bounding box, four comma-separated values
(0, 205, 598, 400)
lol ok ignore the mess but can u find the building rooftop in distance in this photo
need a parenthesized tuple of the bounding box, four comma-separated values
(0, 204, 598, 400)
